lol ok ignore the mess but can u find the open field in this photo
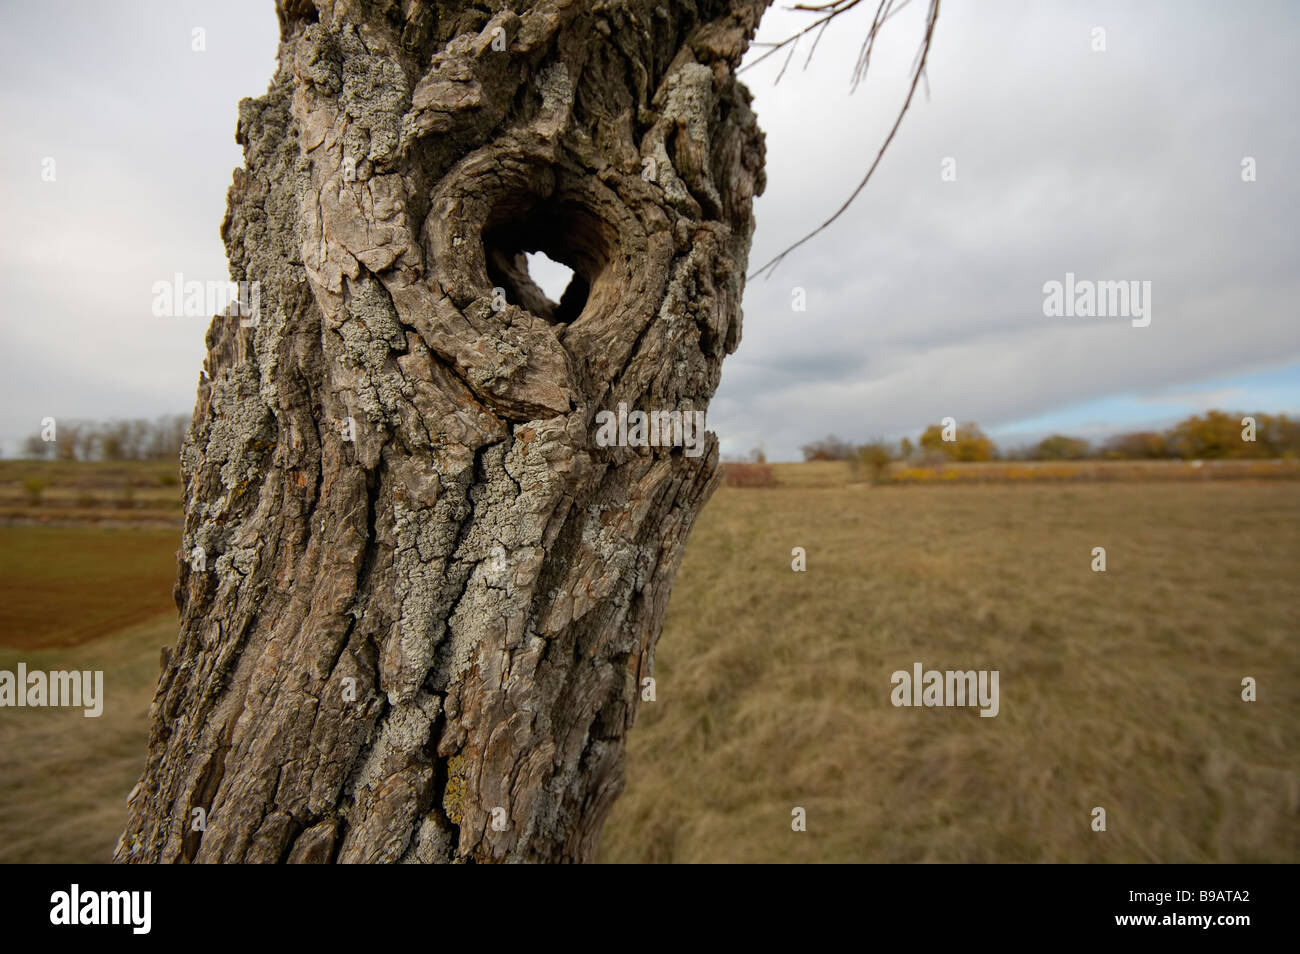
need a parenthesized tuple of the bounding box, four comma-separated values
(3, 458, 1293, 524)
(0, 459, 182, 525)
(882, 458, 1300, 484)
(0, 526, 179, 649)
(0, 613, 171, 863)
(756, 457, 1300, 487)
(0, 464, 1296, 863)
(601, 479, 1300, 862)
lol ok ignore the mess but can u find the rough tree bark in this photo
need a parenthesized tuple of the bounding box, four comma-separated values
(117, 0, 767, 863)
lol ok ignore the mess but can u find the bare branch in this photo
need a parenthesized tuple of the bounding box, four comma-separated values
(747, 0, 941, 280)
(775, 34, 800, 83)
(804, 16, 834, 69)
(738, 0, 866, 78)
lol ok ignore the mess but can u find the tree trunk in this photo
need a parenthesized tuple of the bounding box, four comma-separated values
(118, 0, 767, 864)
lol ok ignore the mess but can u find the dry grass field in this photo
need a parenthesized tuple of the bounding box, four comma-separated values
(0, 460, 182, 525)
(0, 613, 170, 863)
(884, 458, 1300, 484)
(601, 478, 1300, 863)
(0, 526, 179, 649)
(0, 461, 1296, 863)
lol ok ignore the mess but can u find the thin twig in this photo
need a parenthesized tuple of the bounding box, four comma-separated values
(775, 34, 800, 83)
(804, 17, 833, 69)
(747, 0, 941, 280)
(739, 0, 865, 77)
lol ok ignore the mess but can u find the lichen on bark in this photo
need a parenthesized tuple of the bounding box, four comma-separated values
(119, 0, 768, 864)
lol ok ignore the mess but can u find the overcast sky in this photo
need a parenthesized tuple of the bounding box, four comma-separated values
(1, 0, 1296, 460)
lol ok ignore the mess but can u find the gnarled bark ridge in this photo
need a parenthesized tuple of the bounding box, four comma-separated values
(118, 0, 767, 863)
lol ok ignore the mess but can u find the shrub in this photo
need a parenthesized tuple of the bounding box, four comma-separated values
(1035, 434, 1091, 460)
(722, 462, 776, 488)
(800, 435, 855, 461)
(849, 442, 893, 484)
(22, 476, 46, 506)
(919, 422, 995, 461)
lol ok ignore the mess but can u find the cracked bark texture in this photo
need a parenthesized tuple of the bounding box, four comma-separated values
(117, 0, 767, 864)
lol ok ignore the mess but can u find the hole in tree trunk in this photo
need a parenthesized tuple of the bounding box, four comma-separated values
(481, 197, 603, 325)
(525, 251, 575, 305)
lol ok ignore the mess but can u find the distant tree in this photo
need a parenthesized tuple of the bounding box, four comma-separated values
(1165, 410, 1257, 460)
(958, 425, 995, 462)
(53, 422, 81, 461)
(101, 421, 128, 461)
(21, 414, 189, 462)
(898, 436, 914, 460)
(801, 434, 856, 461)
(851, 440, 893, 484)
(1255, 413, 1300, 458)
(1034, 434, 1090, 460)
(22, 434, 50, 460)
(144, 415, 187, 461)
(1103, 431, 1167, 459)
(919, 421, 994, 462)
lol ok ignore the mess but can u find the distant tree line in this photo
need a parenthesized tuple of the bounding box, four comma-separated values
(802, 411, 1300, 466)
(21, 414, 188, 461)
